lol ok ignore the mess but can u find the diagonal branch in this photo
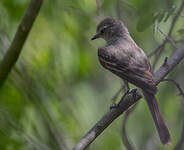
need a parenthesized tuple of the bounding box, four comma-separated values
(72, 44, 184, 150)
(0, 0, 43, 87)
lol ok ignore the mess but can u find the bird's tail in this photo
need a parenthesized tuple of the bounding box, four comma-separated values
(143, 91, 171, 145)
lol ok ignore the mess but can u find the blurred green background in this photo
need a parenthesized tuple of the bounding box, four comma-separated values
(0, 0, 184, 149)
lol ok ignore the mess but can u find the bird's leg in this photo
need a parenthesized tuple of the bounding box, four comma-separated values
(123, 80, 130, 93)
(110, 88, 137, 109)
(129, 89, 137, 101)
(110, 89, 130, 109)
(110, 85, 125, 109)
(110, 82, 130, 110)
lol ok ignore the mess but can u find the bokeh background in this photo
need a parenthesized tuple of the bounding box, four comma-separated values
(0, 0, 184, 150)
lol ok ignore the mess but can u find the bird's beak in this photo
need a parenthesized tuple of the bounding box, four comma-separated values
(91, 32, 101, 40)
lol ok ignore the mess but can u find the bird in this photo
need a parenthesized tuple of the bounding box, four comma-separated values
(91, 17, 171, 145)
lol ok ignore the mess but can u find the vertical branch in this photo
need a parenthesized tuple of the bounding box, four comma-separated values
(116, 0, 121, 19)
(121, 105, 137, 150)
(0, 0, 43, 87)
(96, 0, 104, 20)
(174, 124, 184, 150)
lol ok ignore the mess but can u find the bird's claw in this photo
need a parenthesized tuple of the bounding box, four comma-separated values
(110, 89, 131, 110)
(130, 89, 137, 100)
(110, 103, 120, 109)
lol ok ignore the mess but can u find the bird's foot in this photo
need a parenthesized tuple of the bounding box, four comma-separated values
(110, 103, 120, 109)
(110, 89, 130, 109)
(130, 89, 137, 100)
(125, 89, 130, 95)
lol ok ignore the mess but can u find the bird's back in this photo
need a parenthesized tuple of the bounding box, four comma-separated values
(98, 37, 157, 94)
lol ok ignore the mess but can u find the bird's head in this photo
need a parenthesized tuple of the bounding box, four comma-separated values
(91, 17, 127, 42)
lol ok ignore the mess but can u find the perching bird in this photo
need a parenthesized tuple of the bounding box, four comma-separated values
(91, 17, 171, 145)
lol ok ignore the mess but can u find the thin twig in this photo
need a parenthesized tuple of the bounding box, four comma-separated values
(72, 44, 184, 150)
(161, 78, 184, 150)
(168, 0, 184, 37)
(122, 104, 137, 150)
(161, 78, 184, 97)
(148, 41, 166, 58)
(96, 0, 104, 20)
(157, 27, 177, 49)
(175, 39, 184, 44)
(0, 0, 43, 87)
(174, 124, 184, 150)
(148, 0, 184, 59)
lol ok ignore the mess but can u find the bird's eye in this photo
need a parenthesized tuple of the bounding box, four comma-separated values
(100, 26, 107, 34)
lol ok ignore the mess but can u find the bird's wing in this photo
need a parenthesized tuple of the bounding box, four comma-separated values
(98, 47, 157, 94)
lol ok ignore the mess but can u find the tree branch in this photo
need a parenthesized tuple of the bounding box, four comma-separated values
(96, 0, 104, 20)
(72, 44, 184, 150)
(161, 79, 184, 97)
(168, 0, 184, 37)
(161, 78, 184, 150)
(174, 124, 184, 150)
(0, 0, 43, 87)
(121, 104, 137, 150)
(148, 0, 184, 59)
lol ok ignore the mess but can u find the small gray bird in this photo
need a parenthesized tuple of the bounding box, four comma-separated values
(91, 17, 171, 145)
